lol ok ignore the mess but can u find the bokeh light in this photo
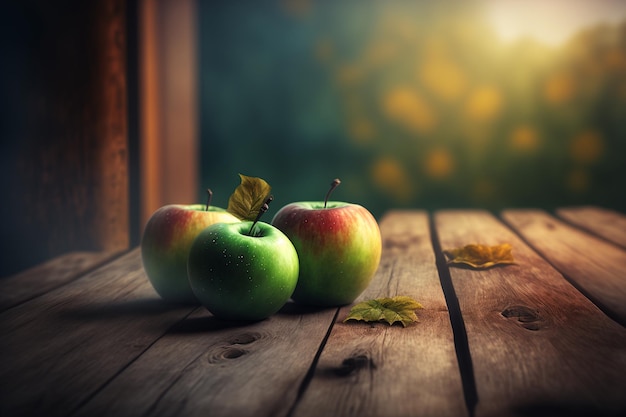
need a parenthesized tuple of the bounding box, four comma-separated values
(198, 0, 626, 218)
(509, 125, 540, 153)
(424, 148, 455, 180)
(371, 157, 415, 204)
(382, 87, 438, 134)
(570, 131, 604, 165)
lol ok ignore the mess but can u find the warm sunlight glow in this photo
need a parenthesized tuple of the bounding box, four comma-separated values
(484, 0, 626, 46)
(199, 1, 626, 214)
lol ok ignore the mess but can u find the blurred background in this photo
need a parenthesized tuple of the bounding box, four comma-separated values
(198, 0, 626, 219)
(1, 0, 625, 277)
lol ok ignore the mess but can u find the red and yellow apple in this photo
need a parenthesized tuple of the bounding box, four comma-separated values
(141, 204, 239, 304)
(271, 199, 382, 307)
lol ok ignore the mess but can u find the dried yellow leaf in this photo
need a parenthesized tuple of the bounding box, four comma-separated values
(227, 174, 272, 221)
(344, 296, 423, 327)
(444, 243, 516, 269)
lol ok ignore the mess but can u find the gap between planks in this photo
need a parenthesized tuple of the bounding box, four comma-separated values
(430, 215, 479, 417)
(5, 208, 625, 417)
(503, 208, 626, 326)
(0, 248, 198, 417)
(289, 211, 467, 417)
(556, 206, 626, 250)
(436, 209, 626, 417)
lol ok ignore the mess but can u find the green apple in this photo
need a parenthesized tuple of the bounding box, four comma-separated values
(271, 180, 382, 306)
(187, 221, 299, 321)
(141, 203, 239, 304)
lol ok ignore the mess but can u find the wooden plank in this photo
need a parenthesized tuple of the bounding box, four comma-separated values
(503, 209, 626, 325)
(291, 211, 467, 417)
(0, 251, 122, 312)
(74, 304, 337, 417)
(556, 206, 626, 249)
(435, 210, 626, 417)
(0, 248, 195, 417)
(139, 0, 198, 228)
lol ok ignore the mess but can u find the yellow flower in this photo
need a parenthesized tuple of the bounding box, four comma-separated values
(510, 125, 540, 152)
(419, 57, 467, 102)
(544, 71, 575, 105)
(382, 87, 437, 134)
(464, 86, 503, 122)
(371, 157, 415, 202)
(424, 148, 455, 179)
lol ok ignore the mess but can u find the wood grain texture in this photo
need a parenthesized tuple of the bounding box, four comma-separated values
(556, 206, 626, 249)
(91, 0, 130, 253)
(74, 303, 337, 417)
(0, 250, 122, 312)
(503, 209, 626, 325)
(435, 210, 626, 417)
(139, 0, 198, 228)
(0, 249, 195, 417)
(291, 211, 467, 417)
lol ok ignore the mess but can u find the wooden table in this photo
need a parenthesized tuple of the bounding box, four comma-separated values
(2, 207, 626, 417)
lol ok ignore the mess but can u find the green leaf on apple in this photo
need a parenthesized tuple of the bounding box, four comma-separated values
(227, 174, 272, 221)
(343, 296, 423, 327)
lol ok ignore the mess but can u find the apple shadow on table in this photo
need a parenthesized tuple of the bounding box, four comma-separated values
(169, 315, 257, 333)
(57, 297, 196, 321)
(276, 300, 336, 316)
(170, 301, 336, 334)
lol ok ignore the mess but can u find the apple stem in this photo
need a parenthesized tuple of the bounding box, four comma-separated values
(248, 195, 274, 236)
(205, 189, 213, 211)
(324, 178, 341, 209)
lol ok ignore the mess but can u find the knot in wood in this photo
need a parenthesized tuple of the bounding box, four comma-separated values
(221, 347, 247, 359)
(228, 332, 261, 345)
(383, 235, 419, 250)
(501, 305, 542, 331)
(207, 346, 248, 364)
(334, 354, 376, 376)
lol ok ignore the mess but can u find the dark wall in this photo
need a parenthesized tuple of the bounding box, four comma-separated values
(0, 1, 131, 277)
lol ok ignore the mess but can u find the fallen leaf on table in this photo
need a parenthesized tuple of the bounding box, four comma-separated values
(227, 174, 272, 221)
(344, 296, 423, 327)
(444, 243, 516, 269)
